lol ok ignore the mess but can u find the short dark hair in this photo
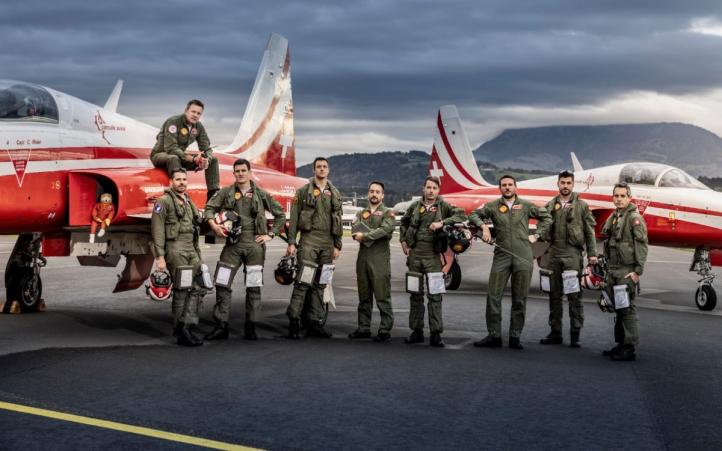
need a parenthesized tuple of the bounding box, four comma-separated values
(313, 157, 329, 169)
(186, 99, 204, 110)
(613, 182, 631, 196)
(498, 174, 516, 187)
(368, 181, 385, 192)
(170, 168, 187, 178)
(558, 170, 574, 181)
(424, 176, 441, 188)
(233, 158, 251, 171)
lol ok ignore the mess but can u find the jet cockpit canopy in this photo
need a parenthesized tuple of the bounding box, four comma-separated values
(618, 163, 708, 190)
(0, 80, 59, 124)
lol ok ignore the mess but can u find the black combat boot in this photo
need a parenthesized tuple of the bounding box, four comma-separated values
(404, 329, 424, 344)
(188, 324, 205, 343)
(374, 332, 391, 343)
(429, 332, 445, 348)
(204, 322, 229, 341)
(348, 329, 372, 339)
(288, 318, 300, 339)
(306, 322, 332, 338)
(602, 343, 623, 357)
(508, 337, 524, 350)
(610, 344, 636, 361)
(473, 335, 502, 348)
(177, 324, 203, 347)
(540, 330, 563, 345)
(244, 322, 258, 340)
(569, 331, 581, 348)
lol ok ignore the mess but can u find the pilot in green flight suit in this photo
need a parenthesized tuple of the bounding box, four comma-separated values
(400, 176, 466, 348)
(285, 157, 343, 339)
(539, 170, 598, 348)
(468, 174, 551, 350)
(203, 158, 286, 341)
(151, 168, 207, 347)
(150, 99, 220, 197)
(601, 182, 648, 362)
(348, 181, 397, 343)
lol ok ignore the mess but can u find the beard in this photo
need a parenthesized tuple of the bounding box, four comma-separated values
(560, 188, 571, 196)
(369, 197, 380, 205)
(502, 191, 515, 199)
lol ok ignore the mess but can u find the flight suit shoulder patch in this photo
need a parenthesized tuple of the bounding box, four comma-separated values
(153, 203, 163, 214)
(168, 125, 177, 134)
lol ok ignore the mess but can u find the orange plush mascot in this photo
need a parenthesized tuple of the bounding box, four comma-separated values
(89, 193, 115, 243)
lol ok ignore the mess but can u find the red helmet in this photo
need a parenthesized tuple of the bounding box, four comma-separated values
(146, 270, 173, 301)
(581, 257, 606, 290)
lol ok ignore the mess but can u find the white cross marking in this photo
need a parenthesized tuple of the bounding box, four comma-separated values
(430, 160, 444, 178)
(279, 133, 293, 159)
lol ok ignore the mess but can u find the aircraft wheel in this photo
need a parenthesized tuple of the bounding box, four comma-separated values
(444, 260, 462, 291)
(8, 267, 43, 313)
(695, 285, 717, 311)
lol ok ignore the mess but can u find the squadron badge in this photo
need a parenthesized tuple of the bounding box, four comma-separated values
(419, 206, 426, 214)
(168, 125, 177, 134)
(362, 211, 370, 219)
(234, 192, 242, 200)
(499, 205, 508, 213)
(180, 127, 188, 136)
(555, 202, 561, 210)
(313, 188, 321, 197)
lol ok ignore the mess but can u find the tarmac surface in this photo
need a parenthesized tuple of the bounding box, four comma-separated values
(1, 235, 721, 450)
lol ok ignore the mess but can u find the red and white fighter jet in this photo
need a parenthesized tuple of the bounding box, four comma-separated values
(427, 104, 722, 310)
(0, 33, 306, 312)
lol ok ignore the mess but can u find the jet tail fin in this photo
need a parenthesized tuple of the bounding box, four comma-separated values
(429, 105, 492, 195)
(104, 80, 123, 112)
(222, 33, 295, 176)
(571, 152, 583, 172)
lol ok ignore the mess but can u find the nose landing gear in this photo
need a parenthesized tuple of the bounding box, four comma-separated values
(691, 248, 717, 311)
(2, 233, 46, 314)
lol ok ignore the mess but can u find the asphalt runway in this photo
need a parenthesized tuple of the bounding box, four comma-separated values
(1, 235, 721, 450)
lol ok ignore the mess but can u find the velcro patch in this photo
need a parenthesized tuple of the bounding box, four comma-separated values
(153, 203, 163, 214)
(512, 204, 522, 210)
(373, 211, 383, 216)
(168, 125, 177, 133)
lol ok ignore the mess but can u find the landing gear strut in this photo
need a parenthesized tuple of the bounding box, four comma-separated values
(691, 247, 717, 311)
(3, 233, 46, 313)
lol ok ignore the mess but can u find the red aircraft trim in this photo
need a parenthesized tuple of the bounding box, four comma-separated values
(436, 112, 484, 189)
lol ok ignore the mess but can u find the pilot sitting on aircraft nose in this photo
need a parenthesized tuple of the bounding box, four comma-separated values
(151, 99, 220, 200)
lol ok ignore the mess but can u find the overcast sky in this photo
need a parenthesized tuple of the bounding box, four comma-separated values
(3, 0, 722, 164)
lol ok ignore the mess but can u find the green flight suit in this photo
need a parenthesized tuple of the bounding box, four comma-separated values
(354, 203, 396, 334)
(151, 188, 206, 326)
(469, 197, 551, 339)
(204, 181, 286, 325)
(286, 179, 343, 322)
(601, 203, 648, 346)
(543, 193, 597, 334)
(400, 198, 466, 333)
(150, 114, 220, 192)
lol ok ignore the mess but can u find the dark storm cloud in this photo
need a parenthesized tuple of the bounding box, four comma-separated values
(2, 0, 722, 148)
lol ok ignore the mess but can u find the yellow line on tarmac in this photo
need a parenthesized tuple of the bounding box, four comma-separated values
(0, 401, 262, 450)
